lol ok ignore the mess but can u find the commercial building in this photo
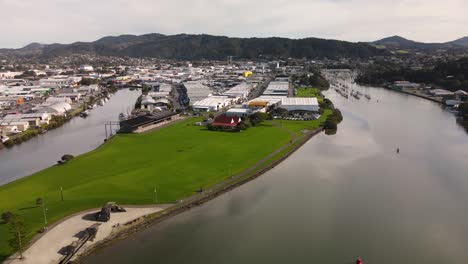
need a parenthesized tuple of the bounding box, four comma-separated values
(223, 83, 254, 99)
(192, 96, 233, 112)
(184, 81, 213, 104)
(225, 108, 254, 117)
(262, 81, 289, 96)
(280, 97, 319, 112)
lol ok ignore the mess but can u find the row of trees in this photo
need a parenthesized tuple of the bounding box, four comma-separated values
(324, 109, 343, 135)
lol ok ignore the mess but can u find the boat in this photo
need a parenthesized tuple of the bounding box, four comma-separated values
(79, 110, 90, 118)
(0, 135, 10, 143)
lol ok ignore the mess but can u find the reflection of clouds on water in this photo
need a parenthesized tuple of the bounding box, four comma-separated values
(288, 109, 382, 182)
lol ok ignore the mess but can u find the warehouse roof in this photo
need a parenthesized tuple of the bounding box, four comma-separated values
(281, 97, 319, 106)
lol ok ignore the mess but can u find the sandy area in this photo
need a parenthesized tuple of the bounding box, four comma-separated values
(5, 205, 171, 264)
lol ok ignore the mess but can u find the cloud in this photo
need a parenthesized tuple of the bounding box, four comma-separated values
(0, 0, 466, 48)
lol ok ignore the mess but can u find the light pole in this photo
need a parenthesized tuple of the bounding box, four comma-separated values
(42, 202, 48, 226)
(154, 187, 158, 203)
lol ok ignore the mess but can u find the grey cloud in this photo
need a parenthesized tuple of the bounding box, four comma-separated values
(0, 0, 466, 48)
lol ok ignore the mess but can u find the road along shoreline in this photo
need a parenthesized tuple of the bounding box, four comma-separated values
(73, 127, 324, 263)
(3, 205, 172, 264)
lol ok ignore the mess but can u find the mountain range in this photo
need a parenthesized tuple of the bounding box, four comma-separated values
(0, 33, 385, 60)
(1, 34, 467, 61)
(373, 35, 468, 50)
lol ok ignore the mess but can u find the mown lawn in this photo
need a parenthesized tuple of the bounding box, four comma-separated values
(295, 87, 324, 103)
(0, 117, 296, 260)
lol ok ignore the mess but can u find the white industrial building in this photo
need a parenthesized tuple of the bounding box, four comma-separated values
(184, 81, 213, 104)
(193, 96, 233, 112)
(223, 83, 254, 99)
(225, 108, 254, 117)
(263, 81, 289, 96)
(280, 98, 319, 112)
(36, 102, 72, 115)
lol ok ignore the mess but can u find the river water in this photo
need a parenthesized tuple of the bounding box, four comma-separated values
(0, 89, 140, 186)
(85, 81, 468, 264)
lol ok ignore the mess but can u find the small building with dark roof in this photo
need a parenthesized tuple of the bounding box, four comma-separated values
(119, 111, 180, 133)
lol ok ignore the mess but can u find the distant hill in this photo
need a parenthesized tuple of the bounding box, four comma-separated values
(0, 33, 386, 60)
(448, 36, 468, 47)
(372, 35, 452, 50)
(372, 35, 468, 51)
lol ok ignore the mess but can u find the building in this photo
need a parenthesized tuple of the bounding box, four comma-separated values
(2, 113, 51, 126)
(37, 102, 72, 115)
(225, 108, 254, 117)
(184, 81, 213, 104)
(56, 92, 82, 102)
(430, 89, 454, 97)
(262, 81, 289, 96)
(119, 111, 180, 133)
(223, 83, 254, 99)
(248, 96, 284, 108)
(192, 96, 233, 112)
(141, 95, 157, 111)
(80, 65, 94, 72)
(212, 115, 242, 128)
(46, 97, 73, 104)
(280, 98, 319, 112)
(393, 81, 420, 89)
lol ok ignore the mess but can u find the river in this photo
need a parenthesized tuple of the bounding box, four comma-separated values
(86, 81, 468, 264)
(0, 89, 140, 186)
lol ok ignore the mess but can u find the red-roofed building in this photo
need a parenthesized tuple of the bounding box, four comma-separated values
(212, 115, 242, 127)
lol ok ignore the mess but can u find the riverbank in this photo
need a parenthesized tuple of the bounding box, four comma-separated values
(383, 85, 443, 104)
(74, 126, 325, 263)
(1, 88, 116, 149)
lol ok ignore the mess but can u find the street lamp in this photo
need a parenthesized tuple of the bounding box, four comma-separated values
(154, 187, 158, 203)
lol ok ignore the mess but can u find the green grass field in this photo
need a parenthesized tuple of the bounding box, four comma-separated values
(295, 87, 324, 103)
(0, 113, 332, 260)
(1, 117, 330, 260)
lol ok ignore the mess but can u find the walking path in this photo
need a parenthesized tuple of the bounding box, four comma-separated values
(5, 205, 171, 264)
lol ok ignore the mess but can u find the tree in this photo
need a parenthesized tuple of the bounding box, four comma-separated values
(36, 198, 43, 207)
(61, 154, 74, 162)
(8, 214, 26, 259)
(1, 211, 14, 224)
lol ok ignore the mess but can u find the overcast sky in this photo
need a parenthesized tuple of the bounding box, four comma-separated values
(1, 0, 467, 48)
